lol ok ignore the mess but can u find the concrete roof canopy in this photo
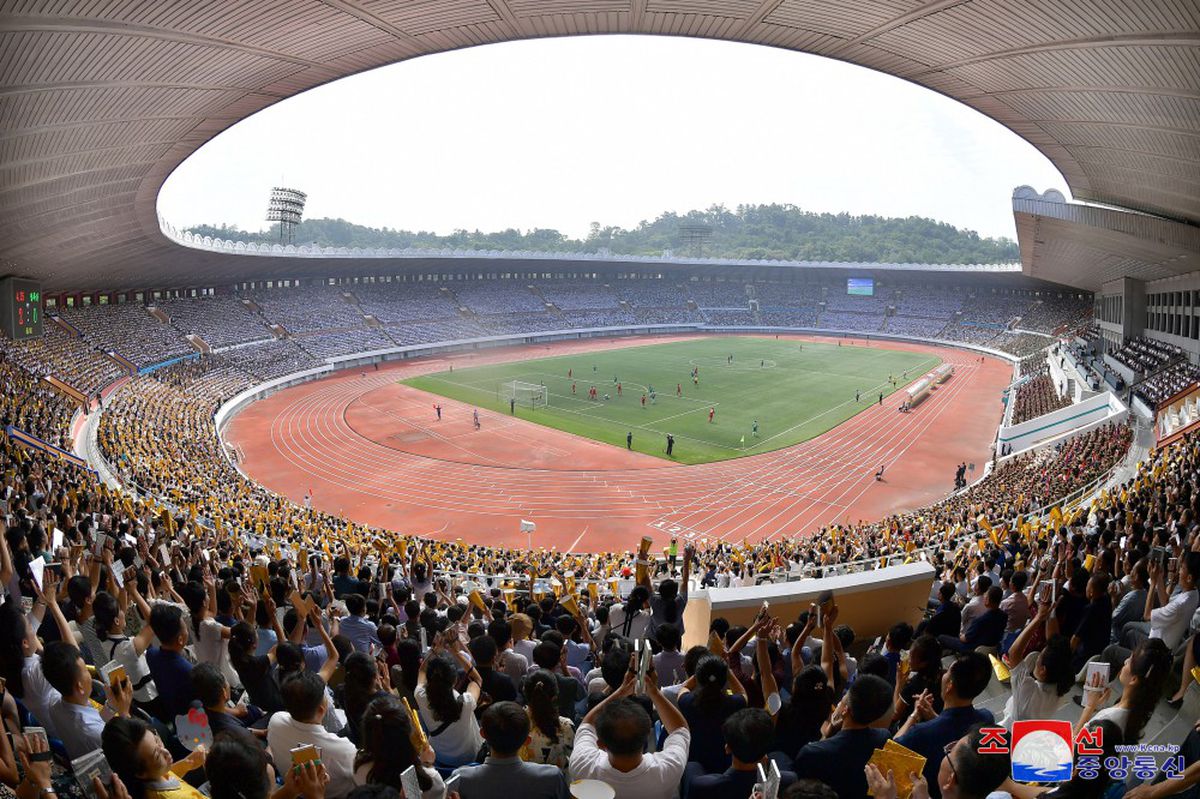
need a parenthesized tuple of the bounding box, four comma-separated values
(2, 0, 1198, 291)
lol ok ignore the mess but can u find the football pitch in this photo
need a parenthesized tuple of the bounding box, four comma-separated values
(402, 337, 940, 464)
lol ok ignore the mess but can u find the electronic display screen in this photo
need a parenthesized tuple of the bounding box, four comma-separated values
(847, 278, 874, 297)
(1, 277, 43, 340)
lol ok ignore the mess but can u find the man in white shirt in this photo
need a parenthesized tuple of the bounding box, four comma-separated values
(1099, 551, 1200, 675)
(14, 571, 74, 738)
(42, 641, 133, 758)
(1139, 551, 1199, 650)
(569, 652, 690, 799)
(267, 670, 358, 799)
(959, 576, 991, 638)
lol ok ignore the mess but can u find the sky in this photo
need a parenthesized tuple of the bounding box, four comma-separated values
(157, 35, 1069, 243)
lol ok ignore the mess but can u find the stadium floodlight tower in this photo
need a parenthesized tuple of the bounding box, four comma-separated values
(678, 224, 712, 258)
(266, 187, 306, 244)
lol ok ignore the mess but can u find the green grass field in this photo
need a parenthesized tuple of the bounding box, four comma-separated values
(402, 337, 940, 464)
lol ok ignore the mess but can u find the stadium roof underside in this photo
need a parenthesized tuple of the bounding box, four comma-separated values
(1, 0, 1198, 292)
(1015, 191, 1200, 291)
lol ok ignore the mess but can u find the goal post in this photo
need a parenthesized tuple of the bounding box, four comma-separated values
(499, 380, 548, 409)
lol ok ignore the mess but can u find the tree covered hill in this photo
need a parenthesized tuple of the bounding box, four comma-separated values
(187, 203, 1019, 264)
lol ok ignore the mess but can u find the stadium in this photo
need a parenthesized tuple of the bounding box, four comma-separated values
(1, 3, 1199, 799)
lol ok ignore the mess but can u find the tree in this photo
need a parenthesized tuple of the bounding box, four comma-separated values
(186, 204, 1019, 263)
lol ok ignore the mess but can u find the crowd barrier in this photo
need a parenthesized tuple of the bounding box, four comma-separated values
(6, 425, 94, 473)
(106, 350, 138, 373)
(139, 352, 200, 375)
(996, 391, 1127, 458)
(680, 562, 936, 648)
(46, 375, 87, 406)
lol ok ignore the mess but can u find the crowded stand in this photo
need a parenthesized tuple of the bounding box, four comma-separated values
(880, 315, 948, 337)
(632, 307, 705, 325)
(686, 282, 749, 308)
(1133, 359, 1200, 410)
(61, 280, 1094, 364)
(0, 357, 76, 448)
(539, 281, 621, 310)
(619, 282, 686, 307)
(0, 271, 1176, 799)
(293, 328, 401, 360)
(823, 290, 891, 314)
(893, 288, 962, 318)
(160, 297, 273, 350)
(990, 332, 1053, 359)
(758, 308, 820, 328)
(755, 284, 821, 307)
(151, 356, 258, 411)
(755, 286, 821, 328)
(817, 310, 883, 331)
(465, 311, 549, 333)
(353, 284, 457, 324)
(1110, 337, 1184, 377)
(226, 340, 320, 382)
(560, 309, 638, 328)
(936, 323, 1004, 346)
(0, 323, 125, 397)
(453, 284, 545, 314)
(388, 319, 491, 346)
(58, 304, 194, 368)
(957, 294, 1033, 327)
(700, 309, 758, 326)
(3, 388, 1189, 799)
(1017, 353, 1046, 378)
(1079, 324, 1103, 348)
(245, 287, 367, 334)
(1017, 294, 1092, 334)
(1010, 367, 1070, 425)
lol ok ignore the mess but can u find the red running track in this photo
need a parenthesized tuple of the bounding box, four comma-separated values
(225, 334, 1011, 552)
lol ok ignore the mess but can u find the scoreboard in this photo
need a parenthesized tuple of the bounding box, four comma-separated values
(0, 277, 43, 340)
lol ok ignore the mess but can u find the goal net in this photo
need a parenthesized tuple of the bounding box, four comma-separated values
(499, 380, 548, 409)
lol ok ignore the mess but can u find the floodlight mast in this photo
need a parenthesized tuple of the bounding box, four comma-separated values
(678, 224, 712, 258)
(266, 187, 307, 244)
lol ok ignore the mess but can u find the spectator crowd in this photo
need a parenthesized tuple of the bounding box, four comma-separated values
(0, 407, 1196, 799)
(1010, 367, 1071, 426)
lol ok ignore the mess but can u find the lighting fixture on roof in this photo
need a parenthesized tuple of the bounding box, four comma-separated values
(266, 187, 307, 245)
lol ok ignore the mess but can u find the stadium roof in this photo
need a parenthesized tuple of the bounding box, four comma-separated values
(1014, 188, 1200, 291)
(2, 0, 1198, 291)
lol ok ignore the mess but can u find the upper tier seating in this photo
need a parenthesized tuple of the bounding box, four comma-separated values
(59, 303, 193, 367)
(160, 295, 272, 348)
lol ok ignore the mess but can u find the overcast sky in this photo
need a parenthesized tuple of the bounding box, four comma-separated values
(157, 35, 1068, 242)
